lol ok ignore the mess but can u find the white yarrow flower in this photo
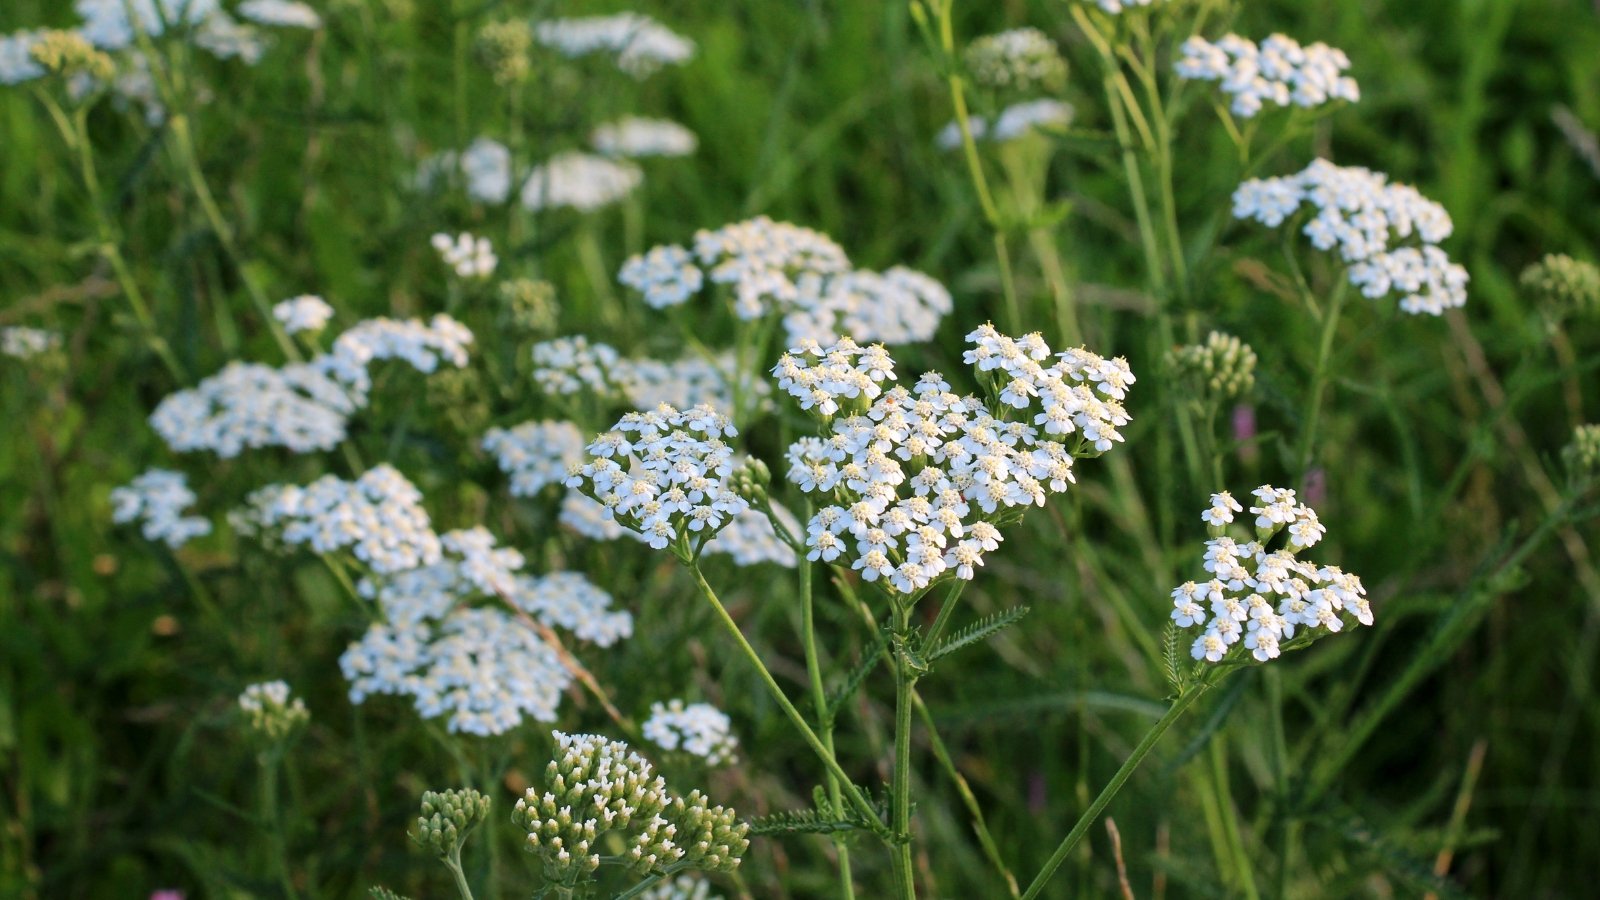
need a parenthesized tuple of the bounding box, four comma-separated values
(272, 295, 334, 335)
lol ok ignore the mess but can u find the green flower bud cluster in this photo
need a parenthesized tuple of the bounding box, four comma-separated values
(1521, 253, 1600, 321)
(411, 788, 492, 859)
(1169, 331, 1257, 403)
(513, 732, 749, 890)
(500, 278, 560, 335)
(476, 21, 534, 86)
(30, 30, 114, 83)
(237, 681, 309, 743)
(964, 28, 1068, 93)
(653, 790, 749, 875)
(1564, 424, 1600, 482)
(729, 457, 771, 506)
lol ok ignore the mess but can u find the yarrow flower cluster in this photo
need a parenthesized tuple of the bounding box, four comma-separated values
(237, 680, 310, 742)
(1, 326, 61, 359)
(150, 361, 355, 457)
(964, 28, 1067, 93)
(483, 420, 587, 496)
(512, 731, 749, 886)
(243, 465, 442, 575)
(110, 469, 212, 548)
(1176, 34, 1359, 118)
(150, 315, 471, 457)
(419, 138, 513, 204)
(777, 327, 1133, 594)
(272, 295, 334, 335)
(1233, 159, 1468, 314)
(333, 515, 632, 735)
(411, 788, 492, 859)
(936, 99, 1073, 150)
(532, 14, 695, 78)
(237, 0, 322, 30)
(432, 232, 498, 279)
(521, 152, 643, 212)
(1172, 486, 1370, 664)
(643, 700, 739, 765)
(620, 217, 952, 345)
(566, 404, 747, 552)
(530, 336, 631, 397)
(1521, 253, 1600, 321)
(592, 117, 698, 158)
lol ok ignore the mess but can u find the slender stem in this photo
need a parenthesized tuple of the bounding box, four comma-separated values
(445, 845, 476, 900)
(891, 595, 918, 899)
(1292, 281, 1348, 479)
(41, 94, 187, 382)
(260, 751, 299, 900)
(933, 0, 1024, 330)
(686, 564, 887, 834)
(166, 114, 302, 362)
(799, 557, 856, 898)
(925, 578, 968, 648)
(1019, 685, 1210, 900)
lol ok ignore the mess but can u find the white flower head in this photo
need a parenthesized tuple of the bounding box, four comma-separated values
(520, 152, 642, 212)
(592, 117, 698, 158)
(431, 231, 498, 279)
(643, 700, 739, 765)
(1177, 33, 1359, 119)
(533, 14, 694, 78)
(272, 295, 334, 335)
(110, 468, 212, 548)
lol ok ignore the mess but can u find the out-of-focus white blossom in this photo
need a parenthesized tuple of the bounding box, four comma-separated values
(244, 464, 442, 574)
(110, 469, 212, 548)
(193, 12, 265, 63)
(530, 336, 629, 397)
(1176, 34, 1359, 118)
(74, 0, 220, 50)
(643, 700, 739, 765)
(431, 231, 498, 279)
(0, 31, 46, 85)
(339, 523, 632, 735)
(483, 420, 588, 496)
(936, 99, 1073, 150)
(419, 138, 513, 204)
(272, 295, 334, 335)
(621, 217, 952, 345)
(703, 505, 797, 568)
(317, 314, 474, 397)
(520, 152, 642, 212)
(592, 116, 698, 158)
(238, 0, 322, 29)
(636, 876, 723, 900)
(1081, 0, 1167, 13)
(532, 14, 695, 78)
(149, 360, 357, 457)
(1233, 159, 1468, 314)
(1172, 485, 1370, 664)
(238, 680, 309, 740)
(1, 326, 62, 358)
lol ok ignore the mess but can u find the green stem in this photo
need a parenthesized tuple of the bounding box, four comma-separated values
(891, 595, 918, 899)
(915, 696, 1020, 897)
(686, 564, 888, 834)
(800, 557, 856, 898)
(925, 578, 968, 648)
(260, 751, 298, 899)
(1019, 685, 1210, 900)
(167, 114, 302, 362)
(445, 845, 476, 900)
(1292, 281, 1348, 479)
(41, 94, 187, 383)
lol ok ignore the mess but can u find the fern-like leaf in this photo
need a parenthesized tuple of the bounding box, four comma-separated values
(926, 606, 1030, 664)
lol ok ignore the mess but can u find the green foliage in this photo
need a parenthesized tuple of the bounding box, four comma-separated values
(924, 605, 1030, 664)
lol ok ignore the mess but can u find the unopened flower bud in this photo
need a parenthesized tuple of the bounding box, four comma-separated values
(1521, 253, 1600, 322)
(1169, 331, 1257, 403)
(411, 788, 491, 858)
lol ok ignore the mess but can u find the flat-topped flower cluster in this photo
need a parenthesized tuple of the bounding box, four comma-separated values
(619, 216, 953, 346)
(1233, 159, 1468, 314)
(777, 326, 1133, 595)
(565, 404, 748, 553)
(110, 468, 212, 549)
(150, 314, 472, 457)
(1177, 33, 1359, 118)
(1172, 486, 1371, 664)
